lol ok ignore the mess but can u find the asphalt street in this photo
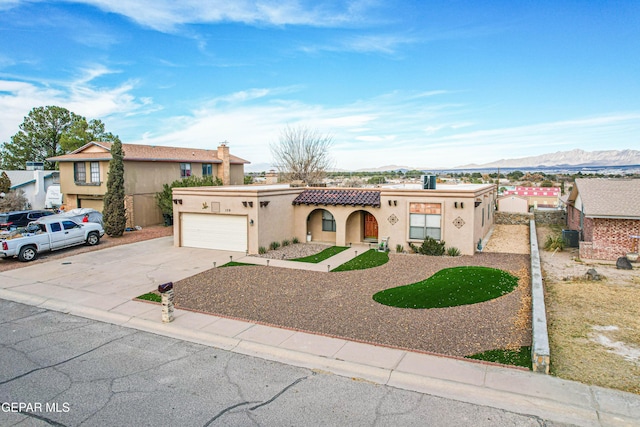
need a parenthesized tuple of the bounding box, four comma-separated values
(0, 299, 571, 427)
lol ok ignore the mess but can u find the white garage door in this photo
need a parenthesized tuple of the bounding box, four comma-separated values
(181, 213, 247, 252)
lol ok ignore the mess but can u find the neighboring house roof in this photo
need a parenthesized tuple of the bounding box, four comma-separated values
(47, 141, 250, 164)
(503, 186, 560, 197)
(292, 189, 381, 207)
(570, 178, 640, 219)
(0, 170, 57, 190)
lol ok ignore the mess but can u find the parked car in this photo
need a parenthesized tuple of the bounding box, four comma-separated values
(0, 210, 55, 230)
(0, 216, 104, 262)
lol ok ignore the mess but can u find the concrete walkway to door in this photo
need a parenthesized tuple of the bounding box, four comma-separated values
(237, 244, 372, 272)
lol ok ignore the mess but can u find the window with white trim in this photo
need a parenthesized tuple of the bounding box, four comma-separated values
(74, 162, 86, 183)
(90, 162, 100, 183)
(202, 163, 212, 176)
(409, 202, 441, 240)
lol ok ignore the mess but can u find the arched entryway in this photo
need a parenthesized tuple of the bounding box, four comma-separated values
(346, 210, 378, 244)
(306, 208, 337, 244)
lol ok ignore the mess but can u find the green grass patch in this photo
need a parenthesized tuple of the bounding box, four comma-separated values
(373, 266, 518, 308)
(291, 246, 349, 263)
(219, 261, 256, 267)
(466, 346, 532, 369)
(137, 292, 161, 303)
(331, 249, 389, 271)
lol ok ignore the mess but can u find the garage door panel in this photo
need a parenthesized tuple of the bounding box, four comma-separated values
(181, 213, 247, 252)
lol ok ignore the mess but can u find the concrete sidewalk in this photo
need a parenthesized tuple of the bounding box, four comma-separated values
(1, 238, 638, 426)
(237, 244, 372, 271)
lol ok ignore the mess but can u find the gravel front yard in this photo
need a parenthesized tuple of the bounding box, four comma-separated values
(174, 250, 532, 358)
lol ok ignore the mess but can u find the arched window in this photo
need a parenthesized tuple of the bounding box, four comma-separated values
(322, 210, 336, 232)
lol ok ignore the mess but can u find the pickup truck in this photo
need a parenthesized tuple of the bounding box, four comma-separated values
(1, 216, 105, 262)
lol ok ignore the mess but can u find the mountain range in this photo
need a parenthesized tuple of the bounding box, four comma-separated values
(354, 149, 640, 172)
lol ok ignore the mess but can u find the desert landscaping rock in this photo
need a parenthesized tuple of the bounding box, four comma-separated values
(174, 251, 532, 358)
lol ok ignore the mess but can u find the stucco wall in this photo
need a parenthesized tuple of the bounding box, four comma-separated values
(172, 184, 497, 256)
(498, 196, 529, 213)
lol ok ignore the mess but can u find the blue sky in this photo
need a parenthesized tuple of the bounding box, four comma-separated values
(1, 0, 639, 171)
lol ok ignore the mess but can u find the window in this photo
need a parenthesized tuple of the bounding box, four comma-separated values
(50, 223, 62, 232)
(322, 210, 336, 232)
(180, 163, 191, 178)
(202, 163, 213, 176)
(90, 162, 100, 183)
(62, 220, 78, 230)
(74, 162, 86, 182)
(409, 203, 441, 240)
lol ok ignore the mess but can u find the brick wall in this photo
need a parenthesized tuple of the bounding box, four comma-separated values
(580, 218, 640, 260)
(567, 205, 581, 230)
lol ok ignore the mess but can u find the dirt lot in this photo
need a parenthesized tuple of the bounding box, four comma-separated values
(0, 225, 172, 272)
(536, 224, 640, 395)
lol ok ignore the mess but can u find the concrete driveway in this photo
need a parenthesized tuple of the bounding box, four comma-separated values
(0, 236, 242, 315)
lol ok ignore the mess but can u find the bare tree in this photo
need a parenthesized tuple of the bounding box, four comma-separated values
(270, 125, 334, 184)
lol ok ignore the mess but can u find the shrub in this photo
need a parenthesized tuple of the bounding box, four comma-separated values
(446, 247, 461, 257)
(269, 241, 281, 250)
(544, 235, 565, 252)
(292, 236, 300, 244)
(282, 239, 290, 247)
(409, 242, 419, 253)
(418, 237, 446, 256)
(396, 244, 404, 253)
(258, 246, 267, 254)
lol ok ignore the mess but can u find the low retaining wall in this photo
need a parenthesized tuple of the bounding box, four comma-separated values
(530, 220, 550, 373)
(495, 211, 533, 225)
(534, 209, 566, 225)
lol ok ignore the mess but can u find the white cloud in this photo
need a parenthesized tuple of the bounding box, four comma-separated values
(134, 89, 640, 170)
(0, 68, 155, 142)
(61, 0, 372, 32)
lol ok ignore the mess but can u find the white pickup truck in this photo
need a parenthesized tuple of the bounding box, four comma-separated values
(1, 216, 105, 262)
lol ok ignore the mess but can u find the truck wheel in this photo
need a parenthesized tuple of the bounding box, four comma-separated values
(86, 232, 100, 246)
(18, 246, 38, 262)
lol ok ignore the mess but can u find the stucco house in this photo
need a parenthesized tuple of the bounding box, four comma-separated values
(48, 142, 249, 227)
(171, 182, 497, 256)
(502, 186, 560, 209)
(566, 178, 640, 260)
(497, 194, 529, 213)
(0, 169, 59, 210)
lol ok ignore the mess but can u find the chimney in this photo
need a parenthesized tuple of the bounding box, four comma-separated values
(217, 141, 230, 185)
(265, 169, 278, 184)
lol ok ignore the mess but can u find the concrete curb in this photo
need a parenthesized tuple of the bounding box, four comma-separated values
(1, 288, 639, 426)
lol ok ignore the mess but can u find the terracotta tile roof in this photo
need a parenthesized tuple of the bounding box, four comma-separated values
(47, 141, 250, 164)
(573, 178, 640, 218)
(292, 189, 381, 207)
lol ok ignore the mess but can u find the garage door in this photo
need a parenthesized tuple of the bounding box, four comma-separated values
(78, 198, 104, 211)
(181, 213, 247, 252)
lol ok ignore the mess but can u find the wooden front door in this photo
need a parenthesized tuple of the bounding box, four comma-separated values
(364, 213, 378, 240)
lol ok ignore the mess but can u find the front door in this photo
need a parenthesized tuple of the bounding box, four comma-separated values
(364, 213, 378, 240)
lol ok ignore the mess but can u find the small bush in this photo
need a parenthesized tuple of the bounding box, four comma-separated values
(258, 246, 267, 254)
(269, 241, 281, 250)
(544, 235, 565, 252)
(396, 244, 404, 253)
(446, 247, 461, 257)
(418, 237, 446, 256)
(282, 239, 291, 247)
(409, 242, 419, 253)
(292, 236, 300, 244)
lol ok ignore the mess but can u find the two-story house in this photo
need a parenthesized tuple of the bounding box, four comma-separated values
(48, 142, 249, 227)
